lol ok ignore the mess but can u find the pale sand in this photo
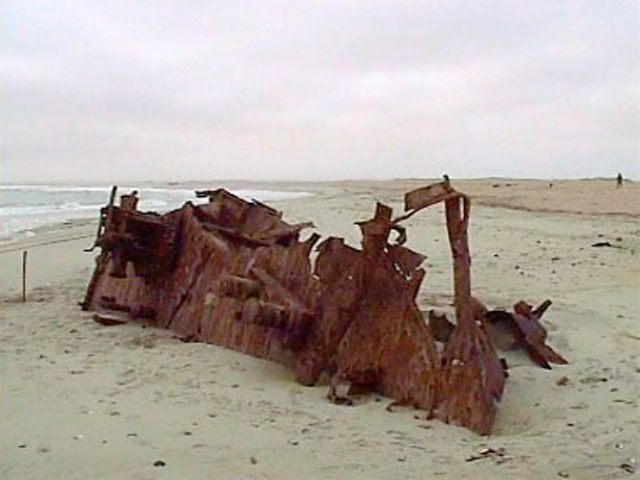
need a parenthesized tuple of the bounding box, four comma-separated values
(1, 179, 638, 479)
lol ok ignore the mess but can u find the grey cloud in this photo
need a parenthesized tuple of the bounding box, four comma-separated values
(1, 0, 638, 182)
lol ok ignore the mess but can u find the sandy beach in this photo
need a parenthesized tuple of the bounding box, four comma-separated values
(1, 179, 639, 480)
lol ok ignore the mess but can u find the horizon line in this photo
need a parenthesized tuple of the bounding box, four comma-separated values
(1, 175, 637, 187)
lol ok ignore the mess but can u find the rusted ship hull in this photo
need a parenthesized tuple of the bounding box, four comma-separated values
(82, 181, 566, 435)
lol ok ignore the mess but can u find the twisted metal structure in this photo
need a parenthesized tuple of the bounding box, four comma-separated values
(82, 180, 566, 434)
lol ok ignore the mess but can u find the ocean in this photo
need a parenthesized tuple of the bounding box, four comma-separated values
(0, 185, 311, 241)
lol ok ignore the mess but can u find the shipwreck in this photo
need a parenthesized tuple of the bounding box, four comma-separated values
(82, 180, 566, 435)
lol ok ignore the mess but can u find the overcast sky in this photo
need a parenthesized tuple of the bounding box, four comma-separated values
(1, 1, 638, 182)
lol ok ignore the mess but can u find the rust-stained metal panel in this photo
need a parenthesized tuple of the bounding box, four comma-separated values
(428, 194, 506, 435)
(82, 181, 567, 435)
(403, 179, 458, 212)
(486, 300, 568, 369)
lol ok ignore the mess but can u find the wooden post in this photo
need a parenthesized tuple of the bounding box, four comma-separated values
(22, 250, 27, 302)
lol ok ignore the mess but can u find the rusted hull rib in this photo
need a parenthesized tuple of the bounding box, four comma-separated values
(82, 181, 566, 435)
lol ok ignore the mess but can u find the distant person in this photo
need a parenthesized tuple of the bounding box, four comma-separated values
(443, 174, 450, 184)
(617, 173, 623, 188)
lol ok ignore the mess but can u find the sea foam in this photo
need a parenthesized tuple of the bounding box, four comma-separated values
(0, 185, 311, 240)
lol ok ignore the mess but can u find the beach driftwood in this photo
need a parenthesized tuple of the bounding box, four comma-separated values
(81, 181, 566, 435)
